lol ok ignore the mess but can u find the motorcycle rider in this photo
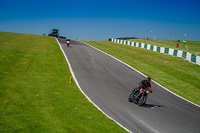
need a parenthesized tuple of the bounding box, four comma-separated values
(66, 38, 70, 47)
(133, 77, 152, 93)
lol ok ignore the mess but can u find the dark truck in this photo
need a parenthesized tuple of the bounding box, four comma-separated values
(48, 29, 59, 37)
(48, 29, 66, 39)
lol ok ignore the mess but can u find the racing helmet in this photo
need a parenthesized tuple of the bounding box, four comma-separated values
(146, 77, 151, 83)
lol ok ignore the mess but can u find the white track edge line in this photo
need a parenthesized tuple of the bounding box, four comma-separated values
(55, 38, 131, 133)
(80, 41, 200, 108)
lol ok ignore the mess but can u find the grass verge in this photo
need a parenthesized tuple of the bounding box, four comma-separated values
(83, 40, 200, 105)
(0, 32, 127, 133)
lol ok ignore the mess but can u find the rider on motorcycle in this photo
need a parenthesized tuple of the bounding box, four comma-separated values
(134, 77, 152, 93)
(66, 38, 70, 47)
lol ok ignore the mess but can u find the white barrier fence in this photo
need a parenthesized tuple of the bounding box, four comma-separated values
(111, 38, 200, 66)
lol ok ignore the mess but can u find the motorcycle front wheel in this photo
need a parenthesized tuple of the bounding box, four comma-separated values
(128, 92, 134, 102)
(138, 96, 147, 106)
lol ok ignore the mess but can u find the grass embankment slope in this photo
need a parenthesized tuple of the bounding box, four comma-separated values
(0, 32, 127, 133)
(83, 41, 200, 105)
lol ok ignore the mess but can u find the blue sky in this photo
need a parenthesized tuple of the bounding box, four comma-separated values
(0, 0, 200, 40)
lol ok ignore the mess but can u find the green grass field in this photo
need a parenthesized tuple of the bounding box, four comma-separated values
(127, 39, 200, 56)
(0, 32, 127, 133)
(83, 41, 200, 106)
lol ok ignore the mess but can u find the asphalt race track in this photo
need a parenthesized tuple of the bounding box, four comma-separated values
(57, 38, 200, 133)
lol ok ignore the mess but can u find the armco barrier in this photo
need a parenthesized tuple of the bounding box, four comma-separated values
(111, 38, 200, 66)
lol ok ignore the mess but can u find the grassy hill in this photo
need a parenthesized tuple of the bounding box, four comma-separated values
(1, 31, 199, 132)
(0, 32, 127, 133)
(83, 40, 200, 106)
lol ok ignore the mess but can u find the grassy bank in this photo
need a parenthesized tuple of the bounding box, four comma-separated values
(83, 41, 200, 105)
(0, 32, 126, 132)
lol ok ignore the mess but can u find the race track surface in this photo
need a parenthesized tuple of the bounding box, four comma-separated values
(58, 38, 200, 133)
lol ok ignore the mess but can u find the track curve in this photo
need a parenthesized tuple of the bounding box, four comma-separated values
(57, 38, 200, 133)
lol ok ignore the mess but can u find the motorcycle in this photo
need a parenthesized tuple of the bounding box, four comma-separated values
(66, 40, 70, 47)
(128, 87, 152, 106)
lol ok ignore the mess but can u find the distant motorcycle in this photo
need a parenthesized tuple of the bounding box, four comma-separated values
(128, 87, 152, 106)
(66, 39, 70, 47)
